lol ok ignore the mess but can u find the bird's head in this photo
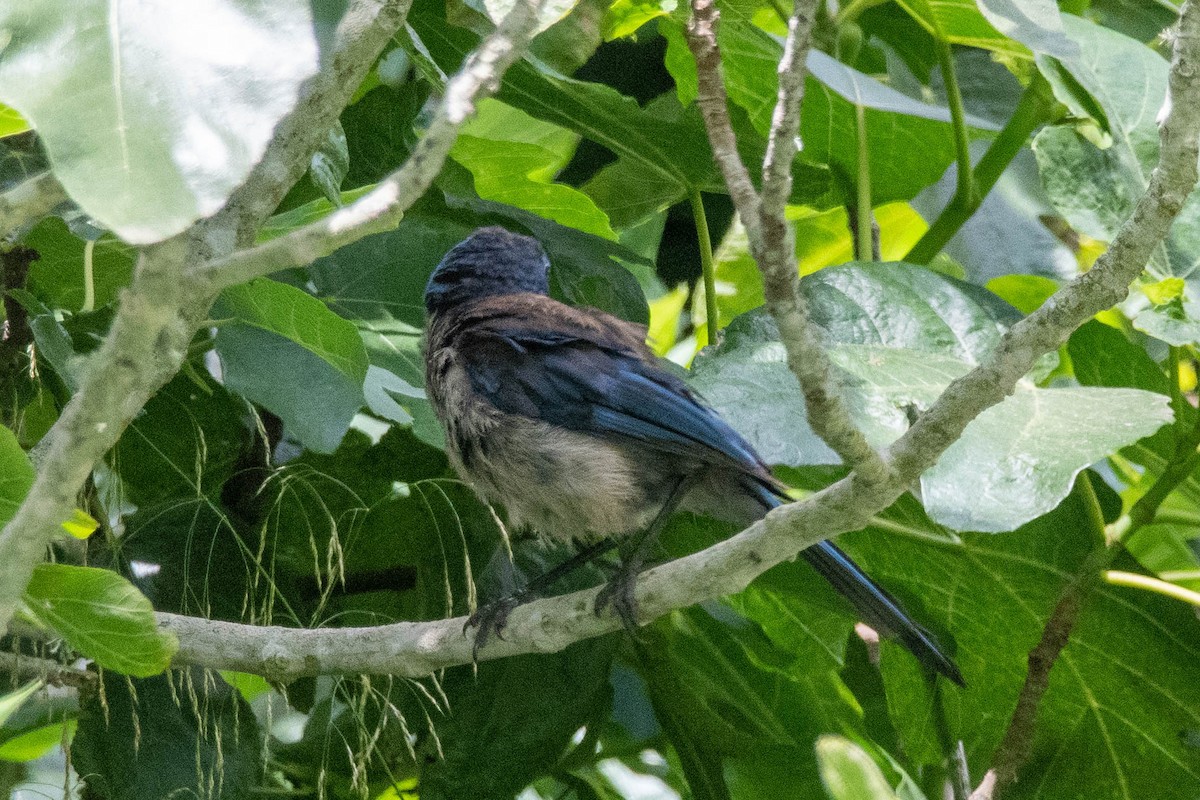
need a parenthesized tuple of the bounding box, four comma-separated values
(424, 227, 551, 316)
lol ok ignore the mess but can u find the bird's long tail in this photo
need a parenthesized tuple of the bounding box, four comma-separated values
(753, 484, 964, 685)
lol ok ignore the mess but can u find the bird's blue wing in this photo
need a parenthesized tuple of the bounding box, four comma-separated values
(463, 325, 766, 475)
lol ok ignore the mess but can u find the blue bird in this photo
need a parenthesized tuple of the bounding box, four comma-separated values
(424, 226, 963, 685)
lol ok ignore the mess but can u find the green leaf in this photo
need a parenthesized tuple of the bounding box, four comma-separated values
(22, 564, 177, 677)
(0, 103, 29, 138)
(0, 720, 73, 762)
(849, 492, 1200, 796)
(22, 217, 135, 312)
(308, 121, 349, 206)
(0, 682, 42, 729)
(1034, 15, 1200, 281)
(0, 1, 319, 243)
(922, 384, 1170, 531)
(897, 0, 1076, 57)
(692, 264, 1171, 531)
(410, 0, 716, 197)
(662, 1, 995, 206)
(73, 668, 262, 799)
(976, 0, 1079, 58)
(816, 735, 906, 800)
(111, 371, 248, 506)
(215, 279, 369, 453)
(604, 0, 678, 39)
(452, 101, 616, 239)
(637, 608, 862, 799)
(0, 424, 33, 529)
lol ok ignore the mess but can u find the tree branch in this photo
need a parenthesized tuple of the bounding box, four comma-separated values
(158, 0, 1200, 691)
(195, 0, 545, 290)
(684, 0, 762, 243)
(0, 0, 413, 633)
(687, 0, 887, 480)
(0, 172, 68, 240)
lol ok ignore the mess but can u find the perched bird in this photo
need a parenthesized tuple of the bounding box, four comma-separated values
(424, 226, 962, 684)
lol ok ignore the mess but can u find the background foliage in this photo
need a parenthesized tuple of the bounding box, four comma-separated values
(0, 0, 1198, 798)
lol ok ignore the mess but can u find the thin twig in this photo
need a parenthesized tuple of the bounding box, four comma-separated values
(684, 0, 763, 244)
(196, 0, 545, 290)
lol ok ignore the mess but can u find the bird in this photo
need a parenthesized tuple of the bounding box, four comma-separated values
(423, 226, 963, 685)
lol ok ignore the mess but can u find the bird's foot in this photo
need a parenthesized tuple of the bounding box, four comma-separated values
(594, 563, 642, 635)
(464, 589, 533, 658)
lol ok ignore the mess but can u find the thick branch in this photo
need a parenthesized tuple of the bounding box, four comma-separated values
(196, 0, 544, 290)
(0, 0, 413, 632)
(161, 0, 1200, 688)
(0, 172, 68, 240)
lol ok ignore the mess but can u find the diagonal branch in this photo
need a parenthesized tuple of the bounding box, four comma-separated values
(196, 0, 544, 290)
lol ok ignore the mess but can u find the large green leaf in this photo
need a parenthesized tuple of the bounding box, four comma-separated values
(846, 490, 1200, 798)
(214, 279, 369, 453)
(22, 564, 177, 677)
(658, 2, 985, 206)
(1034, 15, 1200, 281)
(0, 1, 318, 244)
(73, 668, 263, 799)
(408, 0, 718, 210)
(816, 736, 911, 800)
(897, 0, 1076, 58)
(691, 264, 1171, 531)
(637, 607, 863, 799)
(110, 370, 248, 506)
(21, 218, 135, 312)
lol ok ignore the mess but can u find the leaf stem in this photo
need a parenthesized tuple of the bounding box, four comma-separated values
(691, 189, 720, 345)
(936, 38, 974, 208)
(905, 75, 1054, 265)
(853, 103, 874, 261)
(1105, 570, 1200, 608)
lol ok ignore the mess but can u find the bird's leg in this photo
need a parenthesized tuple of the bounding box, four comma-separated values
(467, 538, 617, 656)
(595, 473, 699, 634)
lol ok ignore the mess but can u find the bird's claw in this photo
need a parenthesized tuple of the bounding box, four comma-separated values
(594, 566, 641, 635)
(465, 591, 529, 658)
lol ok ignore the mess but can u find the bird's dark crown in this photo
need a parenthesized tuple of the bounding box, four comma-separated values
(425, 227, 551, 316)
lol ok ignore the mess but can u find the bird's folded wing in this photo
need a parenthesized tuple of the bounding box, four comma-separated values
(459, 321, 766, 476)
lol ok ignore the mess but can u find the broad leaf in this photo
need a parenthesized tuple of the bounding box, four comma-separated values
(22, 564, 177, 676)
(420, 639, 618, 799)
(816, 736, 909, 800)
(691, 264, 1171, 531)
(848, 492, 1200, 798)
(215, 279, 369, 453)
(1034, 15, 1200, 281)
(0, 1, 319, 243)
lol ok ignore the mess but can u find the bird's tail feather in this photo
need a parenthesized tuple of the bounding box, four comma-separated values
(752, 483, 964, 685)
